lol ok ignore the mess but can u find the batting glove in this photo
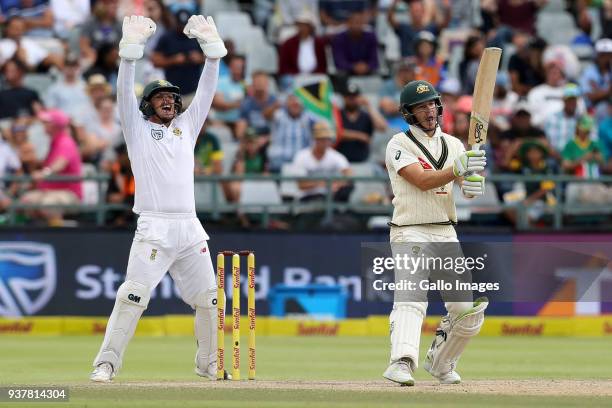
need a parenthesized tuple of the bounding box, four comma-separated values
(119, 15, 156, 60)
(462, 174, 485, 197)
(183, 15, 227, 59)
(453, 150, 486, 177)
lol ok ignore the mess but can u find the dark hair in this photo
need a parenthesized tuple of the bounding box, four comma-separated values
(463, 35, 483, 61)
(1, 58, 27, 75)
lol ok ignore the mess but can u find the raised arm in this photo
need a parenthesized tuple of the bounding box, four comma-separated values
(116, 59, 140, 134)
(181, 15, 227, 144)
(117, 15, 157, 141)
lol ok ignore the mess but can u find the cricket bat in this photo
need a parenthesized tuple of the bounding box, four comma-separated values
(467, 47, 502, 151)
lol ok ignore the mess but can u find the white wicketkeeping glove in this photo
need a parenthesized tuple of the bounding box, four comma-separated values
(462, 174, 485, 197)
(119, 15, 156, 60)
(183, 15, 227, 59)
(453, 150, 486, 177)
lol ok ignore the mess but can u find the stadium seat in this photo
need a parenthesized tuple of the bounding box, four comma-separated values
(348, 163, 389, 210)
(221, 141, 239, 174)
(207, 125, 234, 145)
(453, 184, 472, 221)
(239, 180, 285, 213)
(348, 76, 383, 95)
(369, 129, 394, 165)
(540, 0, 567, 13)
(536, 12, 578, 45)
(279, 163, 302, 201)
(23, 74, 56, 95)
(203, 0, 240, 16)
(194, 179, 227, 212)
(81, 163, 102, 206)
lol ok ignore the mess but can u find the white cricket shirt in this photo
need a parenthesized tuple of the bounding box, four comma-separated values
(117, 59, 219, 216)
(385, 125, 465, 233)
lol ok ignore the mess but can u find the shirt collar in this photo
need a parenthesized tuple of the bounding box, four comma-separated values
(409, 125, 441, 139)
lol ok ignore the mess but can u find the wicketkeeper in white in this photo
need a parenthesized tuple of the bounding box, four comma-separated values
(383, 80, 488, 386)
(90, 15, 228, 382)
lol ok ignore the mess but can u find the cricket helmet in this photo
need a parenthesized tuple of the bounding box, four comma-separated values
(399, 80, 443, 126)
(139, 79, 182, 118)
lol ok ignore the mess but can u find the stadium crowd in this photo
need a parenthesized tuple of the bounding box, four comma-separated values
(0, 0, 610, 228)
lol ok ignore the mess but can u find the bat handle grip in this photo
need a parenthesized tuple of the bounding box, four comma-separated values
(465, 144, 481, 177)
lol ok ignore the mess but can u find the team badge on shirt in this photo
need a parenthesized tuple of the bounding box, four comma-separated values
(151, 129, 163, 140)
(172, 127, 182, 137)
(418, 157, 433, 170)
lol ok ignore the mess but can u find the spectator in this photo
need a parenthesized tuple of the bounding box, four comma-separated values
(0, 133, 22, 211)
(436, 78, 460, 135)
(544, 84, 588, 158)
(194, 124, 224, 176)
(212, 55, 246, 131)
(79, 0, 121, 67)
(599, 104, 612, 173)
(44, 55, 90, 119)
(379, 58, 417, 131)
(151, 8, 205, 100)
(278, 10, 327, 79)
(20, 109, 82, 226)
(336, 84, 386, 162)
(504, 140, 556, 227)
(508, 33, 546, 96)
(235, 71, 279, 140)
(73, 74, 113, 136)
(496, 0, 546, 35)
(528, 60, 576, 127)
(319, 0, 372, 34)
(5, 118, 37, 175)
(106, 143, 135, 226)
(491, 72, 519, 132)
(86, 95, 122, 164)
(225, 128, 269, 204)
(270, 0, 319, 43)
(50, 0, 90, 38)
(562, 115, 606, 178)
(1, 0, 55, 38)
(497, 103, 548, 172)
(330, 11, 378, 76)
(0, 16, 63, 71)
(413, 31, 444, 87)
(387, 0, 449, 57)
(292, 121, 353, 202)
(83, 43, 119, 92)
(143, 0, 173, 55)
(459, 34, 485, 94)
(448, 93, 472, 144)
(562, 115, 610, 205)
(267, 94, 317, 172)
(0, 58, 42, 120)
(579, 38, 611, 123)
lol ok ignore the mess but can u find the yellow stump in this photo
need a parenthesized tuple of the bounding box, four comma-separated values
(247, 252, 256, 380)
(216, 253, 225, 380)
(232, 253, 241, 380)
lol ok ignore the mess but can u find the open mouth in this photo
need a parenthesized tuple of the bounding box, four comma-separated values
(161, 105, 173, 114)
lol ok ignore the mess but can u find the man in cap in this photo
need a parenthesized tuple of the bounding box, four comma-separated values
(90, 14, 229, 382)
(379, 58, 418, 130)
(544, 83, 589, 156)
(151, 8, 205, 100)
(278, 10, 327, 76)
(383, 80, 487, 386)
(292, 121, 353, 201)
(579, 38, 611, 122)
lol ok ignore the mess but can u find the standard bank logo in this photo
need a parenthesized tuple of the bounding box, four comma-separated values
(0, 242, 57, 316)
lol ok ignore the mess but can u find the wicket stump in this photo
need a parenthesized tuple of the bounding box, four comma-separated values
(216, 250, 256, 381)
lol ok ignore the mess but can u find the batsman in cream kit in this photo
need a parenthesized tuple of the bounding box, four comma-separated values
(382, 78, 490, 386)
(89, 15, 230, 382)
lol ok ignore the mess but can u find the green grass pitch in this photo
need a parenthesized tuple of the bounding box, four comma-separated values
(0, 335, 611, 407)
